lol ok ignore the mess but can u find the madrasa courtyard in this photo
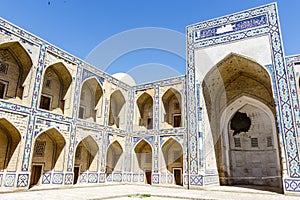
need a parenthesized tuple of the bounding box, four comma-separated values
(0, 2, 300, 199)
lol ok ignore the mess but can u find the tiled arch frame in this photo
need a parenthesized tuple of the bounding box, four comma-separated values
(186, 3, 299, 192)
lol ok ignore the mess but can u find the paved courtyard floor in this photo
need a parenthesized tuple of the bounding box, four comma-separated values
(0, 184, 299, 200)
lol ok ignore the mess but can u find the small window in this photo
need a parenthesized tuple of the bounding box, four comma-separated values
(0, 82, 6, 99)
(79, 107, 85, 119)
(267, 136, 273, 147)
(34, 141, 46, 157)
(145, 153, 152, 163)
(251, 138, 258, 148)
(173, 115, 181, 127)
(234, 137, 241, 148)
(45, 79, 52, 88)
(0, 61, 9, 74)
(39, 95, 51, 110)
(174, 103, 180, 110)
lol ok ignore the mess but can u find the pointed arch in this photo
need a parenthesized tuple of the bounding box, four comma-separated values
(137, 92, 153, 129)
(0, 118, 21, 170)
(162, 88, 182, 127)
(39, 62, 72, 113)
(106, 140, 123, 174)
(74, 135, 99, 174)
(202, 52, 281, 188)
(32, 127, 66, 170)
(79, 77, 103, 121)
(108, 90, 126, 128)
(134, 139, 153, 184)
(161, 137, 183, 185)
(0, 41, 33, 99)
(219, 96, 281, 187)
(134, 139, 153, 170)
(30, 127, 66, 187)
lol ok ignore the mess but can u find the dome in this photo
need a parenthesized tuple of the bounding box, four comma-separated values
(112, 72, 136, 86)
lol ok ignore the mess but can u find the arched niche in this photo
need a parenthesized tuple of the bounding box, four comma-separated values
(30, 128, 66, 187)
(136, 93, 153, 129)
(106, 141, 123, 175)
(202, 53, 281, 189)
(0, 118, 21, 171)
(39, 62, 72, 114)
(162, 138, 183, 186)
(134, 139, 153, 184)
(79, 77, 103, 122)
(73, 135, 99, 184)
(108, 90, 125, 128)
(0, 41, 33, 100)
(162, 88, 182, 128)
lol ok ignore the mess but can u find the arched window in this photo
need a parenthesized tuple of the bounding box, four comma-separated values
(39, 63, 72, 114)
(137, 93, 153, 129)
(162, 88, 182, 128)
(108, 90, 125, 128)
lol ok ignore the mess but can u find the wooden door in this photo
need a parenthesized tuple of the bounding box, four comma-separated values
(174, 168, 182, 185)
(73, 166, 80, 184)
(30, 165, 42, 187)
(145, 171, 152, 184)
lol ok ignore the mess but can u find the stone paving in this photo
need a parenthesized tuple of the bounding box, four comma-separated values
(0, 184, 299, 200)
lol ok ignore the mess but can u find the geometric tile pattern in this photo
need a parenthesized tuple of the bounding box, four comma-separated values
(167, 174, 173, 184)
(80, 173, 87, 183)
(99, 173, 106, 183)
(152, 174, 159, 184)
(284, 179, 300, 192)
(4, 174, 15, 187)
(112, 173, 122, 182)
(17, 174, 29, 187)
(160, 173, 166, 184)
(52, 173, 63, 184)
(88, 173, 98, 183)
(64, 173, 73, 185)
(133, 174, 139, 182)
(42, 173, 51, 184)
(139, 173, 144, 182)
(190, 175, 203, 186)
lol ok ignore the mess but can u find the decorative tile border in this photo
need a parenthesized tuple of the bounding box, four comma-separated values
(284, 179, 300, 192)
(4, 174, 15, 187)
(64, 173, 73, 185)
(42, 173, 51, 184)
(52, 173, 63, 184)
(190, 175, 203, 186)
(152, 174, 159, 184)
(113, 173, 122, 182)
(99, 173, 106, 183)
(88, 173, 98, 183)
(186, 3, 300, 191)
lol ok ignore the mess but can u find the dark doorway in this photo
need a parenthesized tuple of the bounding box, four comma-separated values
(78, 107, 84, 119)
(73, 166, 80, 184)
(40, 95, 51, 110)
(0, 82, 5, 99)
(30, 165, 42, 187)
(145, 171, 152, 184)
(147, 118, 153, 129)
(173, 115, 181, 127)
(174, 168, 182, 185)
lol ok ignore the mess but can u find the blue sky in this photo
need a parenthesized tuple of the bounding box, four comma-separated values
(1, 0, 298, 83)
